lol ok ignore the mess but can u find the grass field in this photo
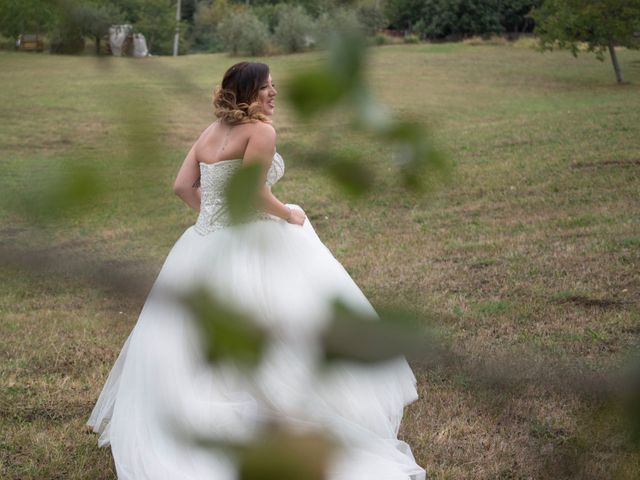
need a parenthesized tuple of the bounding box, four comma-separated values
(1, 41, 639, 479)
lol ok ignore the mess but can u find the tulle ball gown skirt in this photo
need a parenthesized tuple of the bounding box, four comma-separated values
(88, 210, 426, 480)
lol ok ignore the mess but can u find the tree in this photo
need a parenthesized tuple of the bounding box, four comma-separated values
(293, 0, 359, 18)
(180, 0, 198, 23)
(356, 0, 388, 35)
(98, 0, 184, 54)
(251, 3, 289, 34)
(499, 0, 542, 35)
(107, 0, 144, 22)
(415, 0, 503, 39)
(132, 0, 179, 54)
(0, 0, 54, 40)
(384, 0, 425, 32)
(533, 0, 640, 84)
(46, 0, 123, 55)
(190, 0, 231, 52)
(49, 2, 88, 54)
(273, 5, 313, 53)
(76, 1, 124, 54)
(217, 9, 270, 55)
(385, 0, 540, 38)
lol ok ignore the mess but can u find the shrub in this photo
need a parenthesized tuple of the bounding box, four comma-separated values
(386, 0, 540, 36)
(273, 6, 314, 53)
(316, 7, 365, 47)
(50, 31, 85, 54)
(252, 3, 289, 34)
(462, 35, 508, 46)
(373, 33, 391, 46)
(356, 0, 389, 35)
(217, 10, 270, 56)
(0, 34, 16, 50)
(403, 33, 420, 44)
(190, 0, 231, 52)
(413, 0, 503, 39)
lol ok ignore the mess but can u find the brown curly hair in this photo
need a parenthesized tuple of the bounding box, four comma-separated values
(213, 62, 271, 125)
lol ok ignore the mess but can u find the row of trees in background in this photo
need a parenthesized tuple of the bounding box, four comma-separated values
(1, 0, 639, 83)
(0, 0, 179, 54)
(195, 2, 378, 55)
(0, 0, 544, 55)
(385, 0, 543, 38)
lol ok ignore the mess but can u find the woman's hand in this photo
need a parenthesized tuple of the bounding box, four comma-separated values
(287, 207, 306, 226)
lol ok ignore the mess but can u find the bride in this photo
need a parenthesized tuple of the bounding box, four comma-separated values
(88, 61, 426, 480)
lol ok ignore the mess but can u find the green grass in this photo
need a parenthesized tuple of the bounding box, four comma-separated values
(1, 42, 639, 479)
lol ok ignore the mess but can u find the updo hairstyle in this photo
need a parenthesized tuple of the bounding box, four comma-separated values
(213, 62, 271, 125)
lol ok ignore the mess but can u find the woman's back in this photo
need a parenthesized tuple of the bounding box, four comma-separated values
(195, 121, 270, 166)
(194, 151, 285, 235)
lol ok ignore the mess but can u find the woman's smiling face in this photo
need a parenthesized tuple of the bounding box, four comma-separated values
(257, 74, 277, 116)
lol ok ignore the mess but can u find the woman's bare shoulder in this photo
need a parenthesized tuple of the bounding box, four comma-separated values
(243, 121, 276, 153)
(194, 121, 218, 143)
(245, 120, 276, 137)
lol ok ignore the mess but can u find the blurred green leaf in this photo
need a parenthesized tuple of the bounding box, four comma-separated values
(353, 95, 393, 131)
(286, 68, 347, 117)
(225, 163, 263, 225)
(183, 287, 267, 368)
(380, 121, 424, 144)
(326, 157, 374, 196)
(14, 164, 105, 221)
(287, 30, 368, 118)
(320, 299, 439, 365)
(297, 149, 374, 197)
(286, 27, 450, 196)
(115, 93, 164, 169)
(381, 121, 451, 191)
(622, 352, 640, 445)
(238, 424, 337, 480)
(327, 30, 367, 91)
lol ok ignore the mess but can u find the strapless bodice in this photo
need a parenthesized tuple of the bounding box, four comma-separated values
(194, 152, 285, 235)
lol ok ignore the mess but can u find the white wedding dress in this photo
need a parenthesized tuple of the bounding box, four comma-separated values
(88, 152, 426, 480)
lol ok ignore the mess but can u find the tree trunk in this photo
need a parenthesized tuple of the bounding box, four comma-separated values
(608, 41, 624, 84)
(95, 36, 101, 55)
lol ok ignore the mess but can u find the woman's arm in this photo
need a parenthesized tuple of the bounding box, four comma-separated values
(243, 123, 305, 225)
(258, 184, 305, 224)
(173, 142, 201, 212)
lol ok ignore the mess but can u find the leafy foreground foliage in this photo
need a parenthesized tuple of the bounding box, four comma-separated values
(1, 41, 640, 478)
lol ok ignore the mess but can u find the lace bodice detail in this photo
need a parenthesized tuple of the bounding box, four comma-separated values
(194, 152, 285, 235)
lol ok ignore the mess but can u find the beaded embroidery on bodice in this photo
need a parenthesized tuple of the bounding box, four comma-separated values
(194, 152, 285, 235)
